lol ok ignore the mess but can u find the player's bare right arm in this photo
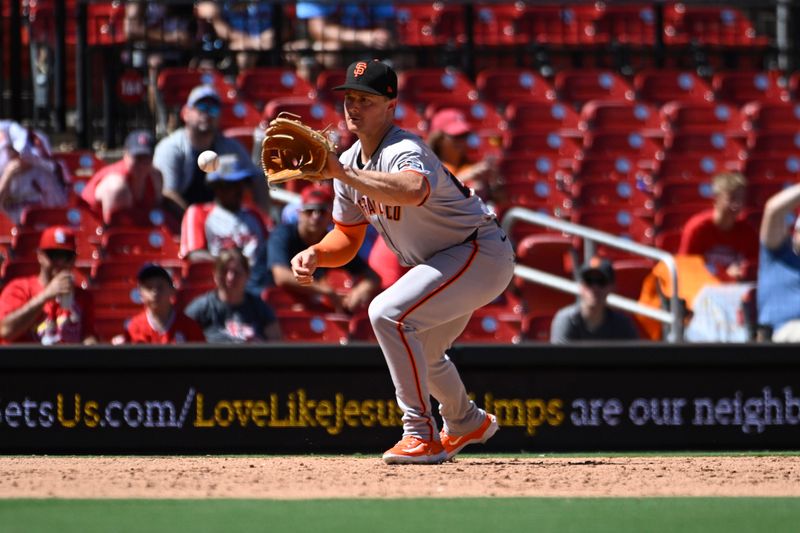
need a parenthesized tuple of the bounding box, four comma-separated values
(324, 153, 428, 206)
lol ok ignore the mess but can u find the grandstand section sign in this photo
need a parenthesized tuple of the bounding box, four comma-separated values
(0, 344, 798, 454)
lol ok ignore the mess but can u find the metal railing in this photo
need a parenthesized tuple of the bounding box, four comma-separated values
(501, 207, 684, 342)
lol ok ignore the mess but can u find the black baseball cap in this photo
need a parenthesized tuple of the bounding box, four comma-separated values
(579, 257, 615, 284)
(137, 263, 174, 286)
(334, 60, 397, 99)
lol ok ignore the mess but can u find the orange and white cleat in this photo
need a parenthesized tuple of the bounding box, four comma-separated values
(440, 413, 499, 461)
(382, 435, 448, 465)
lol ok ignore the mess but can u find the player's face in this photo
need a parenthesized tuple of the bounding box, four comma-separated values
(343, 90, 395, 137)
(138, 277, 174, 313)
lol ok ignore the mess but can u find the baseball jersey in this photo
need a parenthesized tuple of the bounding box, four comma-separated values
(180, 202, 268, 267)
(0, 275, 95, 344)
(332, 126, 495, 267)
(124, 309, 205, 344)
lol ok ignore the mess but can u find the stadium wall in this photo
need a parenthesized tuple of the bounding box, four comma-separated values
(1, 343, 799, 454)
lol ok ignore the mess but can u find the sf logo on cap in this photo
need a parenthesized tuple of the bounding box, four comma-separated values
(353, 62, 368, 77)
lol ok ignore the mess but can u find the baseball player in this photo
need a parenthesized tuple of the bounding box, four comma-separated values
(290, 59, 515, 464)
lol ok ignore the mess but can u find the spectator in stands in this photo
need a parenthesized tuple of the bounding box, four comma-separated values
(180, 154, 270, 294)
(195, 1, 274, 72)
(0, 226, 96, 345)
(121, 263, 204, 344)
(124, 1, 197, 129)
(185, 246, 280, 343)
(267, 185, 380, 313)
(550, 257, 639, 343)
(81, 129, 166, 227)
(153, 85, 268, 216)
(293, 2, 396, 69)
(757, 183, 800, 342)
(0, 120, 67, 224)
(677, 172, 758, 282)
(427, 108, 503, 208)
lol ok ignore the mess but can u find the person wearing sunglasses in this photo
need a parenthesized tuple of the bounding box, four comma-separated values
(153, 84, 268, 219)
(550, 257, 640, 344)
(0, 226, 97, 345)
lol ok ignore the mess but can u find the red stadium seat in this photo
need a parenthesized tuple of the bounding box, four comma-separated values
(348, 312, 377, 342)
(10, 229, 97, 264)
(654, 180, 714, 208)
(572, 155, 652, 182)
(393, 102, 426, 136)
(572, 207, 654, 244)
(424, 101, 505, 135)
(612, 258, 655, 301)
(472, 3, 528, 47)
(222, 126, 256, 155)
(262, 286, 334, 313)
(748, 179, 792, 210)
(513, 234, 577, 315)
(554, 70, 634, 105)
(498, 155, 567, 184)
(235, 68, 315, 109)
(100, 228, 181, 264)
(504, 100, 579, 134)
(88, 285, 142, 312)
(315, 69, 346, 109)
(218, 100, 262, 130)
(503, 131, 582, 159)
(593, 5, 658, 46)
(0, 211, 14, 245)
(90, 259, 160, 287)
(579, 100, 661, 135)
(1, 260, 39, 283)
(663, 5, 770, 48)
(455, 308, 522, 344)
(277, 311, 350, 344)
(53, 150, 104, 180)
(660, 102, 747, 138)
(174, 286, 210, 312)
(503, 181, 572, 218)
(663, 131, 745, 160)
(746, 132, 800, 158)
(394, 3, 462, 47)
(654, 154, 741, 182)
(93, 311, 131, 343)
(181, 260, 216, 286)
(654, 228, 682, 253)
(654, 205, 707, 233)
(19, 206, 103, 242)
(477, 68, 555, 108)
(741, 102, 800, 133)
(712, 71, 788, 107)
(521, 312, 554, 342)
(572, 178, 654, 212)
(397, 68, 477, 109)
(156, 68, 235, 109)
(633, 70, 713, 106)
(581, 131, 662, 168)
(515, 4, 600, 46)
(742, 154, 800, 180)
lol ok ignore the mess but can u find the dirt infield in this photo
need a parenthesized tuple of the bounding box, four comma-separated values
(1, 456, 799, 499)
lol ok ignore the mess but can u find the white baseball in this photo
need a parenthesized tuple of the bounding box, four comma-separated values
(197, 150, 219, 172)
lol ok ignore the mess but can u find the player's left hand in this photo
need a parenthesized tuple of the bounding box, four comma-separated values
(291, 248, 319, 285)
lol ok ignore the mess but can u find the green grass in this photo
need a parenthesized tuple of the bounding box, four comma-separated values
(0, 498, 798, 533)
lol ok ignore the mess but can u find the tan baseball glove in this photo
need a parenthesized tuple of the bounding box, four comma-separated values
(260, 112, 335, 185)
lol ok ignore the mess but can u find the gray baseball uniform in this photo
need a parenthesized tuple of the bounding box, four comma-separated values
(332, 125, 515, 440)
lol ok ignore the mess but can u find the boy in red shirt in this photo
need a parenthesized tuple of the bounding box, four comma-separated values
(0, 226, 96, 344)
(123, 263, 204, 344)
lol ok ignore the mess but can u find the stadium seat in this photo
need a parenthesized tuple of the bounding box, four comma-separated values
(0, 260, 39, 283)
(262, 286, 334, 313)
(712, 71, 788, 107)
(654, 228, 682, 253)
(572, 155, 652, 182)
(222, 126, 256, 155)
(93, 311, 131, 343)
(572, 178, 654, 212)
(476, 68, 555, 109)
(471, 3, 528, 47)
(742, 154, 800, 180)
(10, 229, 97, 264)
(513, 233, 577, 315)
(581, 131, 662, 168)
(276, 311, 350, 344)
(88, 285, 141, 312)
(654, 154, 741, 182)
(235, 68, 315, 110)
(348, 312, 377, 343)
(663, 131, 745, 160)
(515, 4, 600, 46)
(654, 180, 714, 208)
(593, 5, 658, 46)
(741, 102, 800, 133)
(100, 228, 181, 264)
(503, 131, 582, 159)
(397, 68, 477, 109)
(315, 69, 346, 109)
(394, 102, 426, 136)
(748, 179, 792, 210)
(521, 312, 554, 342)
(633, 70, 713, 106)
(611, 258, 656, 301)
(654, 205, 707, 233)
(19, 206, 103, 241)
(175, 285, 210, 312)
(578, 100, 661, 135)
(554, 70, 634, 105)
(218, 100, 262, 130)
(181, 261, 216, 287)
(53, 150, 103, 180)
(455, 308, 522, 344)
(394, 3, 462, 47)
(503, 181, 572, 218)
(663, 5, 770, 48)
(424, 101, 505, 135)
(572, 207, 654, 244)
(156, 68, 234, 109)
(0, 211, 14, 245)
(746, 132, 800, 158)
(504, 100, 579, 134)
(498, 155, 567, 184)
(660, 102, 747, 138)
